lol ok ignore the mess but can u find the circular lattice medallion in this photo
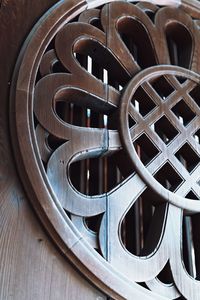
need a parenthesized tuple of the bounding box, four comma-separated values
(120, 65, 200, 211)
(11, 0, 200, 299)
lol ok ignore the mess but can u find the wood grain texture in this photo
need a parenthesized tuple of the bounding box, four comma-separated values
(0, 1, 107, 300)
(0, 189, 106, 300)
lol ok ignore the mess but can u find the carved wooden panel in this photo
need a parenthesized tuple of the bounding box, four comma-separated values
(0, 1, 108, 300)
(10, 0, 200, 299)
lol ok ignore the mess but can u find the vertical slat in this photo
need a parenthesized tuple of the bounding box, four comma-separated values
(191, 214, 200, 279)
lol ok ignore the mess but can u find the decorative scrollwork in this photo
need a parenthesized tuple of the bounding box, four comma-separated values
(11, 1, 200, 299)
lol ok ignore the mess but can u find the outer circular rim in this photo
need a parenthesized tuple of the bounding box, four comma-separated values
(9, 1, 200, 299)
(119, 65, 200, 213)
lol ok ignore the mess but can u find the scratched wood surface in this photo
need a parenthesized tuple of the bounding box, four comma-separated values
(0, 1, 106, 300)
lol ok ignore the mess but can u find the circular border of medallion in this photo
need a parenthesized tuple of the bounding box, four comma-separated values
(9, 0, 200, 299)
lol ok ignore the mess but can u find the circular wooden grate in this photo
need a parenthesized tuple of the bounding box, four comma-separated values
(11, 1, 200, 299)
